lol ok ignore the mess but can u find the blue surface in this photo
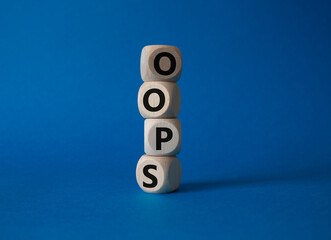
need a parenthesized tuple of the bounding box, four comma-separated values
(1, 0, 331, 239)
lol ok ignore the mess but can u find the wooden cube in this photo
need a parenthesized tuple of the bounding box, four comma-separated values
(136, 155, 182, 193)
(138, 81, 180, 118)
(144, 119, 181, 156)
(140, 45, 182, 82)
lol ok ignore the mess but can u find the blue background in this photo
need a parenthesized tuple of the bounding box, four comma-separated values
(0, 0, 330, 239)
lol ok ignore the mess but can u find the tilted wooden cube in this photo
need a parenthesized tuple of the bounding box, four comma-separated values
(140, 45, 182, 82)
(138, 81, 181, 118)
(144, 118, 181, 156)
(136, 155, 182, 193)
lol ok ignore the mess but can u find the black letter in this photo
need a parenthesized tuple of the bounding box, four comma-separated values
(143, 88, 165, 112)
(143, 165, 158, 188)
(154, 52, 176, 75)
(156, 127, 173, 150)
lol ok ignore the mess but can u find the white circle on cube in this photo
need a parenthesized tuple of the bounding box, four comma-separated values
(140, 45, 182, 82)
(138, 81, 180, 118)
(136, 155, 182, 193)
(144, 118, 181, 156)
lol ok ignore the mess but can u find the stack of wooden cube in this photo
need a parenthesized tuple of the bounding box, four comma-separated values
(136, 45, 182, 194)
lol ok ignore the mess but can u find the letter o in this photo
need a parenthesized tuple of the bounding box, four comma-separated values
(143, 88, 165, 112)
(154, 52, 176, 76)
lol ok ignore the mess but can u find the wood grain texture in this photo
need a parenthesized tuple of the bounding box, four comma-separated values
(138, 81, 180, 118)
(136, 155, 182, 193)
(144, 118, 181, 156)
(140, 45, 182, 82)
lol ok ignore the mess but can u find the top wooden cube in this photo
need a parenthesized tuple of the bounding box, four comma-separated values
(140, 45, 182, 82)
